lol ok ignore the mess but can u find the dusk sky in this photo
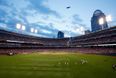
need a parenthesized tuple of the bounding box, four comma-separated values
(0, 0, 116, 38)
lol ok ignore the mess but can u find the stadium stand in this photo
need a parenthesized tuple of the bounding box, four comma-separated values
(0, 29, 69, 48)
(70, 26, 116, 47)
(0, 26, 116, 55)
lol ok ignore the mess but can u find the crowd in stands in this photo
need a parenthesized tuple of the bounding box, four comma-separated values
(0, 26, 116, 55)
(70, 26, 116, 46)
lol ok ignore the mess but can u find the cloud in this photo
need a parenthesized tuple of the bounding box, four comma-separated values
(26, 0, 60, 17)
(29, 23, 59, 38)
(0, 0, 9, 6)
(0, 0, 87, 38)
(0, 9, 7, 21)
(0, 0, 59, 37)
(71, 14, 84, 26)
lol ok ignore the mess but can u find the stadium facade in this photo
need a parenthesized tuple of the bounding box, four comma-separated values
(91, 10, 108, 32)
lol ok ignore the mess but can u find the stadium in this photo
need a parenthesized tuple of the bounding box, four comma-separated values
(0, 25, 116, 55)
(0, 0, 116, 78)
(0, 24, 116, 78)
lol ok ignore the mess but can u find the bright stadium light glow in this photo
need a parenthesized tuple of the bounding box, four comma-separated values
(31, 28, 34, 33)
(106, 15, 112, 22)
(22, 25, 26, 30)
(99, 17, 104, 25)
(35, 29, 38, 33)
(16, 23, 21, 29)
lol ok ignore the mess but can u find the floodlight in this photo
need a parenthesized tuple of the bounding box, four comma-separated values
(35, 29, 38, 33)
(16, 23, 21, 29)
(22, 25, 26, 30)
(106, 15, 112, 22)
(31, 28, 34, 33)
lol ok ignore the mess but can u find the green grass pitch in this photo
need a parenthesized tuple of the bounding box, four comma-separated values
(0, 52, 116, 78)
